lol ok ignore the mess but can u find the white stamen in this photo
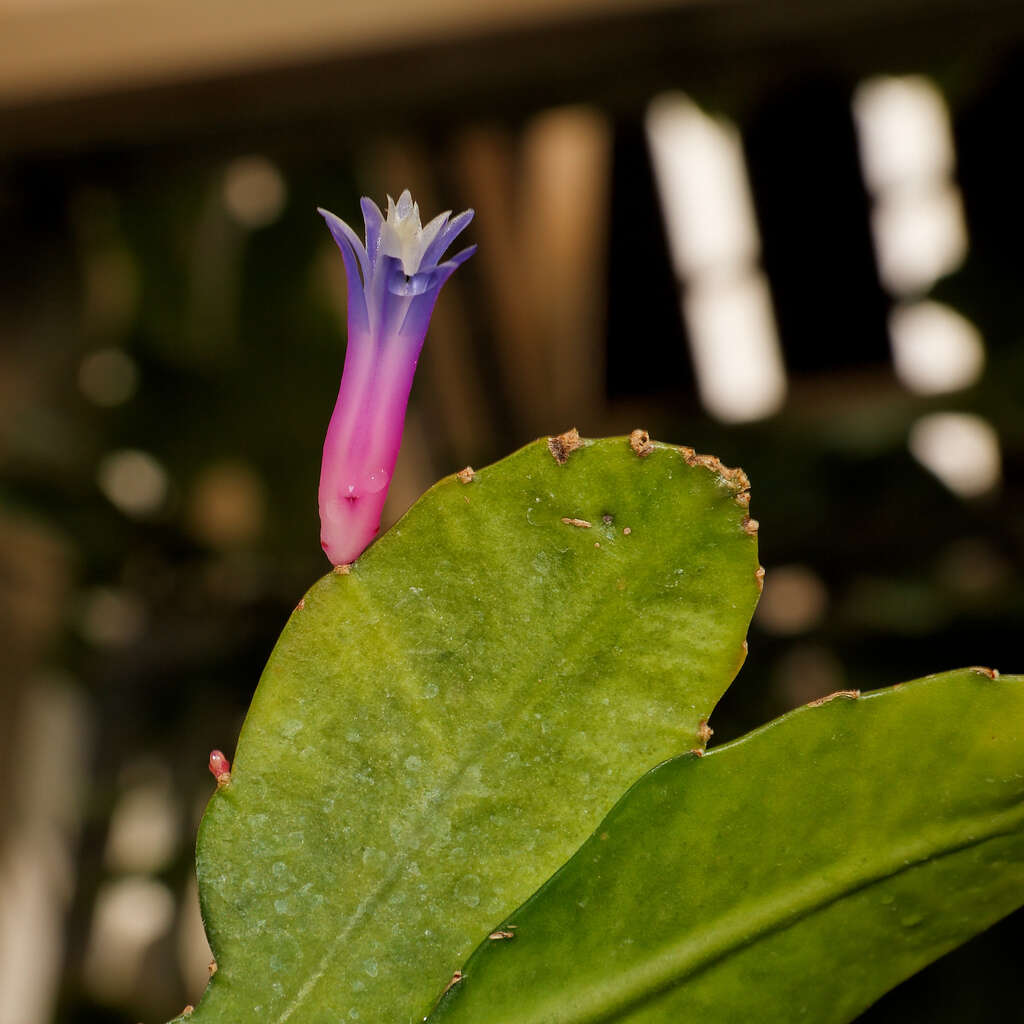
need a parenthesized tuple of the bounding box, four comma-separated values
(381, 189, 442, 276)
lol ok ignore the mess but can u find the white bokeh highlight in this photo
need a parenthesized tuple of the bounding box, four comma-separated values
(854, 75, 968, 297)
(223, 156, 287, 229)
(889, 301, 985, 395)
(646, 93, 786, 423)
(97, 449, 168, 516)
(909, 412, 1001, 498)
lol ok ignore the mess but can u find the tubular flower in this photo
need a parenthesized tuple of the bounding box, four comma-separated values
(317, 191, 475, 565)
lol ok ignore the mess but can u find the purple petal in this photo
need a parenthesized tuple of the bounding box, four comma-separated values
(318, 208, 369, 334)
(360, 197, 384, 267)
(443, 244, 478, 268)
(420, 209, 474, 269)
(388, 271, 437, 298)
(398, 289, 445, 342)
(377, 256, 422, 338)
(418, 210, 451, 263)
(395, 245, 477, 338)
(318, 207, 369, 285)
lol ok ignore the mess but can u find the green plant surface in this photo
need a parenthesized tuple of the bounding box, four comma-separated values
(178, 435, 760, 1024)
(427, 667, 1024, 1024)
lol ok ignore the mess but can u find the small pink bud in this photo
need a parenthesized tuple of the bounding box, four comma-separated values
(209, 749, 231, 785)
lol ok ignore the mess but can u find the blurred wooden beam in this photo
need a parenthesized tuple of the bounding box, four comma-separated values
(456, 109, 611, 438)
(0, 0, 700, 108)
(2, 0, 1024, 156)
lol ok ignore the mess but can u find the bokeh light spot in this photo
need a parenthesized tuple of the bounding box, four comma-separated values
(909, 412, 1001, 498)
(97, 449, 169, 516)
(78, 348, 139, 407)
(223, 156, 287, 228)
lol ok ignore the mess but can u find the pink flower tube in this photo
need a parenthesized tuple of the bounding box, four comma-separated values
(317, 192, 475, 565)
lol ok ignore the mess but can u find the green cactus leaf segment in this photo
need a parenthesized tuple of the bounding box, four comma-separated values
(427, 668, 1024, 1024)
(181, 435, 760, 1024)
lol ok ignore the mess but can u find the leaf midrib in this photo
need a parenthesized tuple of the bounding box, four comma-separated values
(519, 800, 1024, 1024)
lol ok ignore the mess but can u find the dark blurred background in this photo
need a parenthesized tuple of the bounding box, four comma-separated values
(1, 0, 1023, 1021)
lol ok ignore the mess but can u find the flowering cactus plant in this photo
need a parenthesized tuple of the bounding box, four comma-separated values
(172, 193, 1024, 1024)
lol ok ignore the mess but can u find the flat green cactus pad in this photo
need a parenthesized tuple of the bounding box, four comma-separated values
(180, 435, 760, 1024)
(427, 667, 1024, 1024)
